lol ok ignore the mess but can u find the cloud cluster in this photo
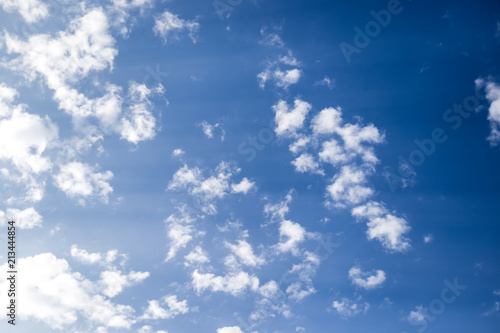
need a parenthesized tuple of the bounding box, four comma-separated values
(270, 98, 411, 252)
(0, 248, 152, 331)
(476, 79, 500, 145)
(153, 10, 200, 43)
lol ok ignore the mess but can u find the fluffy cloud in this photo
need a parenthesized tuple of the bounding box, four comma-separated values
(199, 121, 225, 141)
(0, 253, 144, 330)
(54, 162, 113, 205)
(164, 206, 198, 261)
(140, 295, 190, 320)
(4, 9, 116, 90)
(276, 220, 309, 255)
(476, 79, 500, 145)
(273, 99, 312, 138)
(0, 0, 48, 23)
(326, 165, 374, 207)
(217, 327, 244, 333)
(168, 161, 254, 214)
(71, 244, 120, 266)
(153, 10, 200, 43)
(0, 85, 58, 176)
(274, 68, 301, 88)
(192, 270, 260, 296)
(332, 297, 370, 318)
(352, 201, 410, 252)
(407, 306, 425, 324)
(226, 240, 265, 267)
(264, 189, 293, 222)
(348, 266, 386, 289)
(311, 107, 342, 135)
(286, 251, 320, 301)
(231, 177, 256, 194)
(291, 153, 324, 175)
(184, 246, 210, 267)
(99, 270, 150, 298)
(3, 10, 162, 146)
(3, 207, 43, 229)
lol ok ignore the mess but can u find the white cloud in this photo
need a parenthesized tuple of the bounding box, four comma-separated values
(0, 253, 141, 330)
(168, 161, 247, 214)
(264, 190, 294, 222)
(137, 326, 168, 333)
(4, 207, 42, 229)
(258, 67, 301, 89)
(352, 201, 411, 252)
(217, 327, 244, 333)
(108, 0, 155, 37)
(273, 99, 312, 138)
(231, 177, 256, 194)
(424, 234, 433, 243)
(3, 10, 161, 146)
(276, 220, 309, 255)
(0, 87, 58, 176)
(326, 165, 374, 207)
(475, 79, 500, 145)
(291, 153, 324, 175)
(184, 246, 210, 267)
(54, 162, 113, 204)
(199, 121, 225, 141)
(348, 266, 386, 290)
(165, 206, 197, 261)
(311, 107, 342, 135)
(4, 9, 116, 90)
(258, 280, 280, 299)
(226, 240, 265, 267)
(494, 289, 500, 296)
(70, 245, 120, 266)
(286, 251, 320, 301)
(140, 295, 189, 320)
(0, 0, 48, 23)
(274, 68, 301, 88)
(192, 270, 260, 296)
(172, 148, 185, 157)
(407, 306, 425, 324)
(332, 297, 370, 318)
(153, 10, 199, 43)
(314, 76, 335, 89)
(99, 270, 149, 298)
(289, 136, 311, 154)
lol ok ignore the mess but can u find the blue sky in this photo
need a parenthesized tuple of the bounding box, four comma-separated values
(0, 0, 499, 332)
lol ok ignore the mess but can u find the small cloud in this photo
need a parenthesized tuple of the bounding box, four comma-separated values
(198, 121, 225, 141)
(423, 234, 433, 243)
(172, 148, 185, 157)
(314, 76, 335, 89)
(153, 10, 199, 44)
(348, 266, 386, 290)
(331, 296, 370, 318)
(379, 297, 393, 309)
